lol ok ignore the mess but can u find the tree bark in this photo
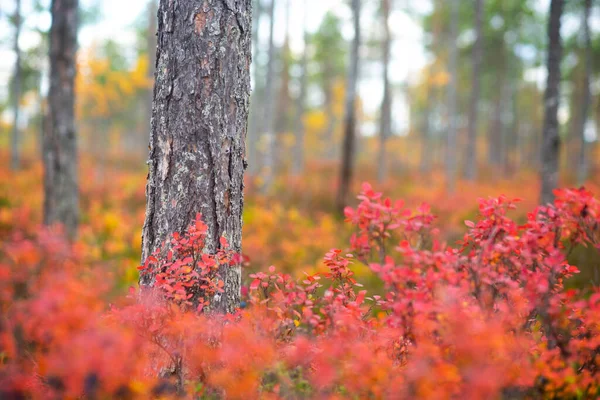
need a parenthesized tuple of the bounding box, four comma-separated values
(292, 0, 309, 176)
(261, 0, 277, 192)
(577, 0, 592, 186)
(140, 0, 252, 314)
(445, 0, 459, 193)
(11, 0, 22, 170)
(540, 0, 564, 204)
(377, 0, 392, 183)
(464, 0, 483, 181)
(43, 0, 79, 239)
(336, 0, 361, 213)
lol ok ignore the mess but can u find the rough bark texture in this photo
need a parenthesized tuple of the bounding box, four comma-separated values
(140, 0, 252, 314)
(464, 0, 483, 181)
(377, 0, 392, 183)
(43, 0, 79, 239)
(336, 0, 361, 213)
(540, 0, 564, 204)
(577, 0, 592, 186)
(445, 0, 458, 193)
(292, 0, 309, 176)
(261, 0, 276, 192)
(11, 0, 22, 170)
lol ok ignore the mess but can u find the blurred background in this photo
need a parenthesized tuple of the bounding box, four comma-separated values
(0, 0, 599, 288)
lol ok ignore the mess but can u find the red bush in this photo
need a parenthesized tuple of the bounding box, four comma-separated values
(1, 186, 599, 399)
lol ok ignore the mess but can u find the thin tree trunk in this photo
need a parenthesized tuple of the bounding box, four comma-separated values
(336, 0, 361, 213)
(577, 0, 592, 186)
(292, 0, 309, 176)
(43, 0, 79, 239)
(446, 0, 459, 193)
(261, 0, 277, 192)
(11, 0, 22, 170)
(140, 0, 251, 314)
(247, 0, 262, 175)
(276, 0, 291, 135)
(143, 0, 158, 161)
(377, 0, 392, 183)
(540, 0, 564, 204)
(464, 0, 483, 181)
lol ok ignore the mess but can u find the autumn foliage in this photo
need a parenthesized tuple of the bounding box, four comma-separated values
(1, 183, 600, 399)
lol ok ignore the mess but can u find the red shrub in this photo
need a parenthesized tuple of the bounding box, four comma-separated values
(1, 186, 599, 399)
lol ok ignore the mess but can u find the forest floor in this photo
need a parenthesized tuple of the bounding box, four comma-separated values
(2, 151, 599, 292)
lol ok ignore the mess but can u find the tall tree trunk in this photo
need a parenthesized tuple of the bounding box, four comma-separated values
(247, 0, 262, 175)
(377, 0, 392, 183)
(140, 0, 251, 314)
(143, 0, 158, 160)
(276, 0, 291, 134)
(43, 0, 79, 239)
(445, 0, 459, 193)
(261, 0, 277, 192)
(336, 0, 361, 213)
(11, 0, 22, 170)
(292, 0, 309, 176)
(540, 0, 564, 204)
(464, 0, 483, 181)
(577, 0, 592, 186)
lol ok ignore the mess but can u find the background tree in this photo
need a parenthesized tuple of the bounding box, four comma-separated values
(377, 0, 392, 183)
(140, 0, 251, 314)
(540, 0, 564, 204)
(292, 0, 309, 176)
(261, 0, 277, 192)
(445, 0, 459, 193)
(43, 0, 79, 239)
(337, 0, 361, 213)
(464, 0, 483, 181)
(10, 0, 22, 170)
(577, 0, 592, 185)
(247, 0, 263, 176)
(311, 12, 347, 160)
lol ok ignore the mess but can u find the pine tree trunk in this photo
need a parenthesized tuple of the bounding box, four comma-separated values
(11, 0, 22, 171)
(43, 0, 79, 239)
(577, 0, 592, 186)
(377, 0, 392, 183)
(464, 0, 483, 181)
(140, 0, 251, 314)
(261, 0, 277, 192)
(292, 0, 309, 176)
(540, 0, 564, 204)
(445, 0, 459, 193)
(336, 0, 361, 213)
